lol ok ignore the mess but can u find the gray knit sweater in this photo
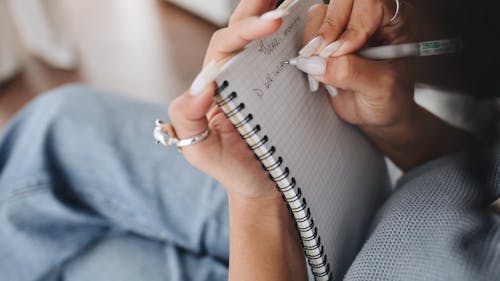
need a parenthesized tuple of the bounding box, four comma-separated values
(344, 146, 500, 280)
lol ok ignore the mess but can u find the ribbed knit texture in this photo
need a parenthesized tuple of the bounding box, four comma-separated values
(344, 146, 500, 280)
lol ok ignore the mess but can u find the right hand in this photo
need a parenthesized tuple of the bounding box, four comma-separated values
(318, 55, 416, 129)
(298, 3, 476, 171)
(302, 4, 417, 129)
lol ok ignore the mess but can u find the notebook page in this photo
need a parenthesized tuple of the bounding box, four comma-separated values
(215, 0, 390, 279)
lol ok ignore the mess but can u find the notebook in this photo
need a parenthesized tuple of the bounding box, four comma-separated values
(214, 0, 390, 280)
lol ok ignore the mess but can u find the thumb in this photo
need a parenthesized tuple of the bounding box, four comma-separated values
(168, 86, 214, 140)
(168, 60, 223, 139)
(315, 55, 396, 95)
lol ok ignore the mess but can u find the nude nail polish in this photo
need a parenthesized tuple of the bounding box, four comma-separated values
(190, 60, 219, 96)
(319, 41, 343, 58)
(260, 10, 289, 20)
(325, 85, 339, 97)
(289, 56, 326, 76)
(308, 75, 320, 92)
(299, 36, 323, 57)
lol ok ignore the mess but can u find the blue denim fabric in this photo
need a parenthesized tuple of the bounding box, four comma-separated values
(0, 85, 229, 281)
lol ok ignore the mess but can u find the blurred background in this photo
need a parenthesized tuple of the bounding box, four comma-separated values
(0, 0, 497, 140)
(0, 0, 240, 131)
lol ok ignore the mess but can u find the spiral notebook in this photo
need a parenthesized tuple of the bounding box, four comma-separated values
(214, 0, 390, 280)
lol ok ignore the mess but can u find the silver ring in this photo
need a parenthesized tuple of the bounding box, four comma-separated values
(153, 119, 209, 148)
(389, 0, 400, 23)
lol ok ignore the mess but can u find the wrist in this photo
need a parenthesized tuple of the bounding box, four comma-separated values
(360, 104, 428, 170)
(227, 188, 307, 281)
(228, 191, 289, 220)
(360, 102, 420, 148)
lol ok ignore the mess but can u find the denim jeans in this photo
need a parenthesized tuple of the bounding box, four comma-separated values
(0, 85, 229, 281)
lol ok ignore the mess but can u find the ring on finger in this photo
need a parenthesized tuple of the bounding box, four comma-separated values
(153, 119, 210, 150)
(389, 0, 400, 23)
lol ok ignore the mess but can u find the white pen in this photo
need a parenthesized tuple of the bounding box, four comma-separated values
(286, 38, 461, 64)
(357, 38, 462, 60)
(283, 38, 461, 97)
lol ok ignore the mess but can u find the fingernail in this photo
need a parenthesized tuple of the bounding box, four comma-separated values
(288, 56, 300, 65)
(299, 36, 323, 57)
(289, 56, 326, 76)
(319, 40, 343, 58)
(325, 85, 339, 97)
(286, 0, 301, 10)
(260, 10, 289, 20)
(308, 3, 322, 13)
(308, 75, 319, 92)
(190, 60, 219, 96)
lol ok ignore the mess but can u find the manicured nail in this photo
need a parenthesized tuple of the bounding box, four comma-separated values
(260, 10, 289, 20)
(190, 60, 219, 96)
(308, 75, 319, 92)
(325, 85, 339, 97)
(319, 41, 343, 58)
(308, 3, 322, 13)
(299, 36, 323, 57)
(288, 56, 326, 76)
(288, 57, 299, 65)
(287, 0, 301, 9)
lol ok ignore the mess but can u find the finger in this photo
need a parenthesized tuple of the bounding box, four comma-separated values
(302, 4, 328, 45)
(316, 0, 354, 47)
(371, 22, 405, 44)
(168, 85, 215, 140)
(333, 0, 398, 57)
(381, 0, 402, 26)
(205, 16, 283, 64)
(300, 4, 327, 92)
(373, 7, 415, 45)
(315, 55, 396, 94)
(229, 0, 278, 25)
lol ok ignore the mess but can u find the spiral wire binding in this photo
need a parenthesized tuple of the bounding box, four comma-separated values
(215, 81, 332, 280)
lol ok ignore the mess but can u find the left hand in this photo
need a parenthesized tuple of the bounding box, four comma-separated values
(168, 1, 285, 201)
(169, 6, 308, 280)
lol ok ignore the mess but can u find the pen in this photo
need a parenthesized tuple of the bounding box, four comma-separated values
(357, 38, 461, 60)
(284, 38, 461, 64)
(283, 38, 461, 97)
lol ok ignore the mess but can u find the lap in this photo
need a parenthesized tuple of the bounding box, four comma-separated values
(0, 85, 229, 280)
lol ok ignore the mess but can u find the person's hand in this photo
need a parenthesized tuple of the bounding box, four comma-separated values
(297, 3, 442, 171)
(296, 4, 475, 171)
(300, 1, 417, 59)
(312, 51, 476, 171)
(168, 1, 285, 201)
(319, 56, 415, 129)
(300, 5, 416, 128)
(168, 5, 308, 280)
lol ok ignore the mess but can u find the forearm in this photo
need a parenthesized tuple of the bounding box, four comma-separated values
(362, 105, 477, 171)
(227, 193, 307, 281)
